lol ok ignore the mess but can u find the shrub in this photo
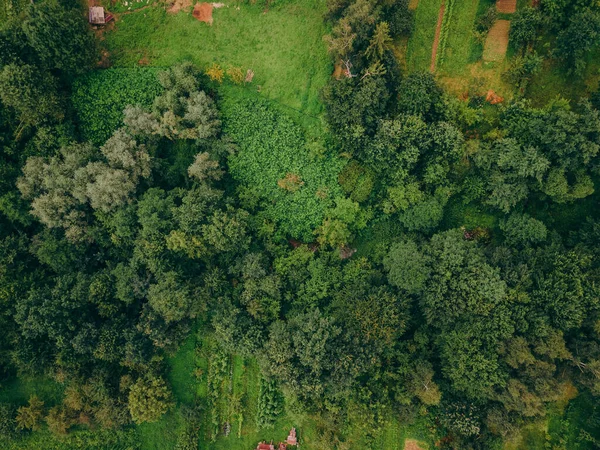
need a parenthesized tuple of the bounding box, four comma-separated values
(71, 68, 162, 145)
(227, 67, 245, 84)
(387, 0, 414, 37)
(206, 63, 225, 83)
(338, 160, 374, 202)
(256, 377, 283, 429)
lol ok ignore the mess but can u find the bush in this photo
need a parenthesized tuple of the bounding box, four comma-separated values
(338, 160, 374, 202)
(387, 0, 414, 37)
(224, 100, 343, 241)
(71, 68, 162, 145)
(509, 7, 543, 51)
(474, 6, 497, 36)
(256, 377, 283, 429)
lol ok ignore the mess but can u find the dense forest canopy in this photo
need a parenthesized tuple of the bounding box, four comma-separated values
(1, 0, 600, 449)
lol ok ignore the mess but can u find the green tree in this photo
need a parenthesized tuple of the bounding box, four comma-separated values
(365, 22, 393, 60)
(0, 64, 63, 128)
(500, 213, 547, 247)
(128, 375, 173, 424)
(509, 7, 543, 51)
(384, 240, 430, 294)
(15, 395, 44, 431)
(147, 272, 194, 324)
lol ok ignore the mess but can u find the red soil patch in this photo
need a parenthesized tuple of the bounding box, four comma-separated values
(483, 20, 510, 62)
(404, 439, 426, 450)
(430, 1, 445, 73)
(168, 0, 192, 13)
(496, 0, 517, 14)
(193, 2, 213, 24)
(486, 89, 504, 104)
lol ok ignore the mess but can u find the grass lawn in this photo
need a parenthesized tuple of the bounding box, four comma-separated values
(101, 0, 331, 116)
(438, 0, 480, 77)
(0, 375, 63, 407)
(407, 0, 442, 72)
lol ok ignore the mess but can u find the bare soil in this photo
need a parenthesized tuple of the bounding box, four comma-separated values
(496, 0, 517, 14)
(167, 0, 192, 14)
(193, 2, 213, 24)
(332, 61, 343, 79)
(409, 0, 419, 10)
(430, 1, 445, 73)
(483, 19, 510, 62)
(404, 439, 426, 450)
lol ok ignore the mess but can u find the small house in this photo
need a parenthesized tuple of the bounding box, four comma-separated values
(256, 442, 275, 450)
(286, 427, 298, 446)
(88, 6, 113, 25)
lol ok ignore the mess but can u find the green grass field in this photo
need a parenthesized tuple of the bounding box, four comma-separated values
(101, 0, 331, 116)
(407, 0, 442, 72)
(439, 0, 480, 76)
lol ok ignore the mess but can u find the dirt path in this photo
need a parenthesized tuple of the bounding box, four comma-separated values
(430, 1, 445, 72)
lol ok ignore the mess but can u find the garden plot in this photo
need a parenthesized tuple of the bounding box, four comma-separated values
(483, 19, 510, 61)
(496, 0, 517, 13)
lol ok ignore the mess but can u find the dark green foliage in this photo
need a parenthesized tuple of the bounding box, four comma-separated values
(72, 69, 162, 145)
(22, 2, 96, 77)
(396, 72, 445, 121)
(509, 7, 543, 51)
(555, 8, 600, 75)
(386, 0, 414, 37)
(4, 2, 600, 445)
(322, 76, 391, 153)
(256, 377, 283, 429)
(0, 64, 63, 127)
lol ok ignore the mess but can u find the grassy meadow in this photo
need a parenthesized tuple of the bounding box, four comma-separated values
(101, 0, 331, 116)
(406, 0, 442, 72)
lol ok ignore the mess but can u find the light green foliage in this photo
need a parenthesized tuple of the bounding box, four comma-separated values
(365, 22, 393, 60)
(102, 0, 330, 116)
(407, 0, 443, 71)
(384, 240, 430, 295)
(188, 152, 223, 183)
(126, 63, 221, 141)
(72, 69, 162, 145)
(316, 197, 370, 247)
(128, 375, 173, 424)
(225, 100, 343, 240)
(18, 130, 151, 239)
(500, 213, 548, 247)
